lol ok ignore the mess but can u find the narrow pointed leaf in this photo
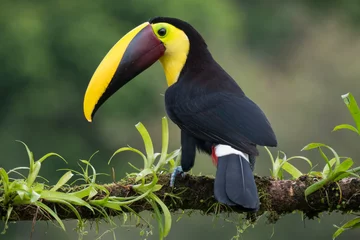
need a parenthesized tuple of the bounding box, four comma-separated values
(52, 199, 82, 221)
(27, 161, 41, 187)
(103, 201, 122, 211)
(332, 124, 359, 134)
(341, 92, 360, 132)
(50, 171, 73, 191)
(264, 147, 275, 166)
(69, 187, 91, 199)
(333, 217, 360, 239)
(286, 156, 313, 167)
(281, 162, 303, 179)
(80, 160, 97, 183)
(29, 190, 41, 203)
(41, 191, 93, 212)
(305, 178, 329, 197)
(156, 117, 169, 170)
(37, 153, 67, 164)
(108, 147, 147, 168)
(333, 158, 353, 175)
(151, 193, 172, 238)
(16, 141, 35, 171)
(0, 168, 10, 195)
(135, 122, 154, 167)
(34, 201, 65, 231)
(301, 143, 328, 151)
(322, 158, 337, 177)
(135, 168, 154, 182)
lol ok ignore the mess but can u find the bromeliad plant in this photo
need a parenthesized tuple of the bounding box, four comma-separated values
(108, 117, 181, 239)
(266, 92, 360, 239)
(266, 147, 312, 180)
(303, 93, 360, 197)
(0, 117, 181, 240)
(0, 141, 94, 234)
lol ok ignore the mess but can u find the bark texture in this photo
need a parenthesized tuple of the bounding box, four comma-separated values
(1, 174, 360, 223)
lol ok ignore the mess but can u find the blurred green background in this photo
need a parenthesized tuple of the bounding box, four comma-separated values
(1, 0, 360, 239)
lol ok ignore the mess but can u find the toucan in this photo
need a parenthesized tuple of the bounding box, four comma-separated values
(83, 17, 277, 212)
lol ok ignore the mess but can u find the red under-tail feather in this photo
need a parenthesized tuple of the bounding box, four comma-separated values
(211, 145, 218, 166)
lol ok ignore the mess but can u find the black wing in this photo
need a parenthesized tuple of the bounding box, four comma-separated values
(166, 92, 277, 156)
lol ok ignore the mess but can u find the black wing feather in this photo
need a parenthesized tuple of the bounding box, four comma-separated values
(166, 92, 277, 156)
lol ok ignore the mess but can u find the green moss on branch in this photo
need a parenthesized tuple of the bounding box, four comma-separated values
(2, 174, 360, 222)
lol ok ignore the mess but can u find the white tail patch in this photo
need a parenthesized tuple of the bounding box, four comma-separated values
(214, 144, 249, 163)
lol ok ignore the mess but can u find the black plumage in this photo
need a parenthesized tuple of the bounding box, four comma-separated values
(150, 17, 277, 210)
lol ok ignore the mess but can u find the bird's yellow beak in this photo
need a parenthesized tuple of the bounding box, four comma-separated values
(83, 22, 165, 122)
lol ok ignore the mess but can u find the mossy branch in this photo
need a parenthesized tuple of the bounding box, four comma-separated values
(2, 90, 360, 240)
(1, 174, 359, 222)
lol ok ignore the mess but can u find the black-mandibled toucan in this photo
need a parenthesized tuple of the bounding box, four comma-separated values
(83, 17, 277, 212)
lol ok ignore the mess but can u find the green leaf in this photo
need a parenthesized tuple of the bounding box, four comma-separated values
(151, 193, 172, 238)
(286, 156, 313, 168)
(333, 172, 352, 182)
(165, 149, 181, 163)
(152, 184, 163, 192)
(1, 206, 13, 234)
(37, 152, 67, 164)
(332, 124, 359, 134)
(0, 168, 10, 196)
(135, 168, 154, 182)
(80, 160, 97, 183)
(281, 162, 303, 179)
(333, 217, 360, 239)
(27, 161, 41, 187)
(103, 201, 122, 211)
(16, 141, 35, 172)
(150, 199, 164, 240)
(329, 158, 355, 182)
(34, 201, 66, 231)
(135, 122, 154, 168)
(322, 158, 337, 177)
(346, 166, 360, 176)
(108, 147, 148, 169)
(341, 93, 360, 132)
(305, 178, 329, 197)
(302, 143, 340, 168)
(41, 191, 93, 212)
(53, 199, 82, 221)
(69, 186, 92, 199)
(301, 143, 328, 151)
(333, 158, 353, 175)
(95, 188, 153, 206)
(156, 117, 169, 171)
(88, 186, 99, 199)
(319, 148, 332, 173)
(50, 171, 73, 191)
(264, 147, 275, 167)
(29, 189, 41, 203)
(271, 151, 283, 179)
(133, 171, 158, 193)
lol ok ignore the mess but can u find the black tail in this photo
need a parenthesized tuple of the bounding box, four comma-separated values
(214, 154, 259, 212)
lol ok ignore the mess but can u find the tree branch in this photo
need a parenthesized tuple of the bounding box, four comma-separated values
(1, 174, 360, 222)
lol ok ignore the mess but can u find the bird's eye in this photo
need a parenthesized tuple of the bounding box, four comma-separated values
(157, 28, 167, 37)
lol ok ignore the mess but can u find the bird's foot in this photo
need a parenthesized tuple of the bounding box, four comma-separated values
(170, 166, 185, 187)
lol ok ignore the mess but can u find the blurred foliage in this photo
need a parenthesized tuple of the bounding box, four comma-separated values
(1, 0, 360, 239)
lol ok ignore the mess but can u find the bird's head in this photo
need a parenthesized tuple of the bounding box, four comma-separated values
(83, 17, 207, 122)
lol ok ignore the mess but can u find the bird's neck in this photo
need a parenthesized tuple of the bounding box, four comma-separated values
(159, 44, 214, 87)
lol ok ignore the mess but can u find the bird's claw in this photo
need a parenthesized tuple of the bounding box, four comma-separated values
(170, 166, 185, 187)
